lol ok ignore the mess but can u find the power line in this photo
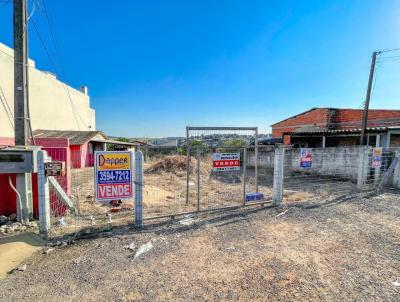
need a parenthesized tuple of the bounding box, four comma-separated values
(29, 7, 88, 130)
(378, 55, 400, 59)
(40, 0, 67, 79)
(379, 47, 400, 54)
(0, 0, 11, 8)
(31, 18, 58, 72)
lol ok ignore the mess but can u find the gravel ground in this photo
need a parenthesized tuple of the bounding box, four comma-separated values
(1, 192, 400, 301)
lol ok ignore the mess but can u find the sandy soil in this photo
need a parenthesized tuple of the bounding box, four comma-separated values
(1, 192, 399, 301)
(0, 233, 44, 279)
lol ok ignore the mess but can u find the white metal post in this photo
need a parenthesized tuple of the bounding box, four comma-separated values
(196, 149, 200, 212)
(37, 150, 50, 238)
(255, 128, 259, 193)
(186, 127, 190, 205)
(134, 150, 143, 227)
(243, 147, 247, 205)
(273, 147, 285, 206)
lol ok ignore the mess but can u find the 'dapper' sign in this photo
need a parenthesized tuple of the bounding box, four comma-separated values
(213, 153, 240, 172)
(95, 151, 133, 202)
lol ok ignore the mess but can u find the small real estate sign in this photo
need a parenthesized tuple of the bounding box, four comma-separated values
(212, 152, 240, 172)
(94, 151, 133, 202)
(299, 148, 312, 168)
(372, 147, 383, 168)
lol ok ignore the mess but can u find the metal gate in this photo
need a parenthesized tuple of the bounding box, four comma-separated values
(141, 125, 275, 220)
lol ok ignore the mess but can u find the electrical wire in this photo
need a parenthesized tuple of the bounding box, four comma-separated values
(379, 48, 400, 54)
(25, 0, 36, 145)
(29, 10, 87, 130)
(31, 0, 88, 130)
(40, 0, 67, 79)
(0, 0, 10, 8)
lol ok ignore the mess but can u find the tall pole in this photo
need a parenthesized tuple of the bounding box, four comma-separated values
(14, 0, 33, 222)
(255, 127, 258, 193)
(14, 0, 29, 145)
(360, 51, 379, 145)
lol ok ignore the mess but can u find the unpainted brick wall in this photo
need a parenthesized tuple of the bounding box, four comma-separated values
(271, 109, 330, 138)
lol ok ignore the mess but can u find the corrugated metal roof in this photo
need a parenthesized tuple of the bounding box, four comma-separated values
(33, 129, 108, 145)
(287, 127, 387, 135)
(90, 139, 145, 146)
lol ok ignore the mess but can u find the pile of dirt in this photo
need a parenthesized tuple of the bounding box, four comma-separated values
(145, 155, 196, 174)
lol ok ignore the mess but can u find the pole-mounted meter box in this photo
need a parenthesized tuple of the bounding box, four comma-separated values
(0, 146, 41, 174)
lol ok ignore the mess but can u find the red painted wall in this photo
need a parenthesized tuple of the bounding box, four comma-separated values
(0, 174, 17, 216)
(70, 143, 94, 168)
(0, 174, 38, 218)
(34, 138, 71, 195)
(0, 138, 39, 217)
(0, 137, 71, 217)
(70, 145, 81, 168)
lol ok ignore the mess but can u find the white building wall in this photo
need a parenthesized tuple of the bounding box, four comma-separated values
(0, 42, 95, 138)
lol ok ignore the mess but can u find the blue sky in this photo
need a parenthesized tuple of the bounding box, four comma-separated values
(1, 0, 399, 137)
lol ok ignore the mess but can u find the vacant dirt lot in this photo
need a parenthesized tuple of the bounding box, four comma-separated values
(1, 192, 399, 301)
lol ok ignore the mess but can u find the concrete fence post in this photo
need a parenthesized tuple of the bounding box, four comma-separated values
(357, 147, 370, 190)
(134, 150, 143, 228)
(392, 150, 400, 189)
(37, 150, 50, 238)
(273, 147, 285, 206)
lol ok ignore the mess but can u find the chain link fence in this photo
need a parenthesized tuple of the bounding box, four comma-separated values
(141, 145, 274, 220)
(42, 144, 400, 237)
(47, 149, 135, 238)
(280, 146, 400, 203)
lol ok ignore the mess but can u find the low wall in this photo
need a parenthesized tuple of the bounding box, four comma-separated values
(285, 147, 360, 179)
(248, 147, 361, 180)
(248, 147, 400, 187)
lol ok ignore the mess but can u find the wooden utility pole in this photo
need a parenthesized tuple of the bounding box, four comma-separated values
(14, 0, 33, 221)
(360, 51, 379, 145)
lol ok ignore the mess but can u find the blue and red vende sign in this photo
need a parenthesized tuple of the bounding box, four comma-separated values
(299, 148, 312, 168)
(94, 151, 133, 201)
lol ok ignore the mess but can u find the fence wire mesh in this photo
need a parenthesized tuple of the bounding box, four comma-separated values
(141, 145, 273, 219)
(281, 146, 400, 203)
(142, 146, 196, 218)
(43, 142, 400, 237)
(47, 149, 134, 238)
(281, 147, 360, 203)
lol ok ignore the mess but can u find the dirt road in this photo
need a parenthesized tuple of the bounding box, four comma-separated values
(1, 192, 399, 301)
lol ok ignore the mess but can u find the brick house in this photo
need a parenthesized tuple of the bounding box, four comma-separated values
(271, 108, 400, 147)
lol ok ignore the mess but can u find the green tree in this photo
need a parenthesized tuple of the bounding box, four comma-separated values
(222, 139, 246, 148)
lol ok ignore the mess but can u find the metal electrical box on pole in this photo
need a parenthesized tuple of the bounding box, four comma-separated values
(13, 0, 33, 221)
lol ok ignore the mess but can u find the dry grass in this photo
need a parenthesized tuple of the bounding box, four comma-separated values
(65, 155, 358, 223)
